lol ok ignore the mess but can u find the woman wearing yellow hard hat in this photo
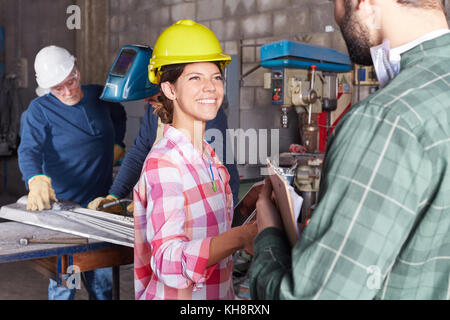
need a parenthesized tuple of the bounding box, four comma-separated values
(134, 19, 257, 300)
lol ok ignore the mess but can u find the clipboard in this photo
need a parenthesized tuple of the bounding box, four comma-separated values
(232, 180, 265, 227)
(267, 159, 301, 247)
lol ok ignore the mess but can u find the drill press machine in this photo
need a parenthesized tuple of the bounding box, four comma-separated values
(261, 40, 352, 223)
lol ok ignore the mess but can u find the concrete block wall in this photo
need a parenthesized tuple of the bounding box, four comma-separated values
(108, 0, 450, 69)
(108, 0, 346, 78)
(109, 0, 345, 160)
(0, 0, 77, 106)
(0, 0, 76, 202)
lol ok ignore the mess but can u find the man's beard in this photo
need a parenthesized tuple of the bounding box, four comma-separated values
(339, 6, 373, 66)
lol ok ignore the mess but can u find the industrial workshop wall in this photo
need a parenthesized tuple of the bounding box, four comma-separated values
(0, 0, 77, 205)
(104, 0, 349, 179)
(74, 0, 110, 86)
(1, 0, 449, 201)
(102, 0, 450, 180)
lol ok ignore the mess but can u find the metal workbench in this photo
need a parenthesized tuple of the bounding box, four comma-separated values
(0, 221, 133, 300)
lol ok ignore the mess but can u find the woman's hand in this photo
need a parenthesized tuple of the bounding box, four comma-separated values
(208, 222, 257, 267)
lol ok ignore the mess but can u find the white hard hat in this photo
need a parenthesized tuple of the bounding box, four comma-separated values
(34, 46, 76, 89)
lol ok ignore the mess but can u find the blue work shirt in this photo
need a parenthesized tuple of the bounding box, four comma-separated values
(109, 102, 240, 204)
(18, 85, 127, 207)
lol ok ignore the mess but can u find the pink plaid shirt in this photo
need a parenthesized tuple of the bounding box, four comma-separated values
(134, 125, 234, 300)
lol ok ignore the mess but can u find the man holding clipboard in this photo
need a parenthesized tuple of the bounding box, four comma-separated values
(248, 0, 450, 300)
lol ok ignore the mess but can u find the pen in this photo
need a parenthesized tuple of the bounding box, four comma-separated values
(209, 162, 218, 192)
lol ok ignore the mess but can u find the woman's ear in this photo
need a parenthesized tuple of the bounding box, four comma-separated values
(160, 82, 176, 101)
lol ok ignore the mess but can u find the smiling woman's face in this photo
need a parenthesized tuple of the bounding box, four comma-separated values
(162, 62, 225, 125)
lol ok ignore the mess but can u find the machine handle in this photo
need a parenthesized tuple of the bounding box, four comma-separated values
(308, 65, 318, 124)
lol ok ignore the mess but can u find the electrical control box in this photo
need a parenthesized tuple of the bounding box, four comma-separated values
(270, 68, 284, 105)
(354, 65, 378, 86)
(265, 67, 333, 114)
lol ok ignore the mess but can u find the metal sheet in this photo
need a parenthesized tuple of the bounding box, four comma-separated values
(0, 198, 134, 248)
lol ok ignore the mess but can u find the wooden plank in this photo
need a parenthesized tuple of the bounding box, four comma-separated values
(29, 247, 134, 275)
(72, 247, 133, 272)
(28, 258, 58, 280)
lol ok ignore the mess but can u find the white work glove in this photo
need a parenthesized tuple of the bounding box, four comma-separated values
(87, 194, 123, 214)
(126, 201, 134, 214)
(27, 175, 58, 211)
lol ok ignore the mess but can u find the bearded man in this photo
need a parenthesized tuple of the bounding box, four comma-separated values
(249, 0, 450, 300)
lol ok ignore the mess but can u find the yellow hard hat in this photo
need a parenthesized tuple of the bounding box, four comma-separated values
(148, 19, 232, 84)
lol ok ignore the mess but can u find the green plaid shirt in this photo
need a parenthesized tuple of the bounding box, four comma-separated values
(249, 33, 450, 300)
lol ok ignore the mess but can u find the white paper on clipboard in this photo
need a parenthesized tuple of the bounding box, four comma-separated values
(289, 185, 303, 238)
(267, 159, 303, 246)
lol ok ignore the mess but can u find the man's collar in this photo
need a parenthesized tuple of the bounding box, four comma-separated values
(390, 29, 450, 64)
(370, 29, 450, 88)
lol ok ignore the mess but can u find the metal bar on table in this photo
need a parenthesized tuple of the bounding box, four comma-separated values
(73, 208, 134, 227)
(55, 209, 134, 233)
(73, 216, 134, 237)
(66, 212, 134, 235)
(86, 219, 134, 238)
(52, 211, 134, 241)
